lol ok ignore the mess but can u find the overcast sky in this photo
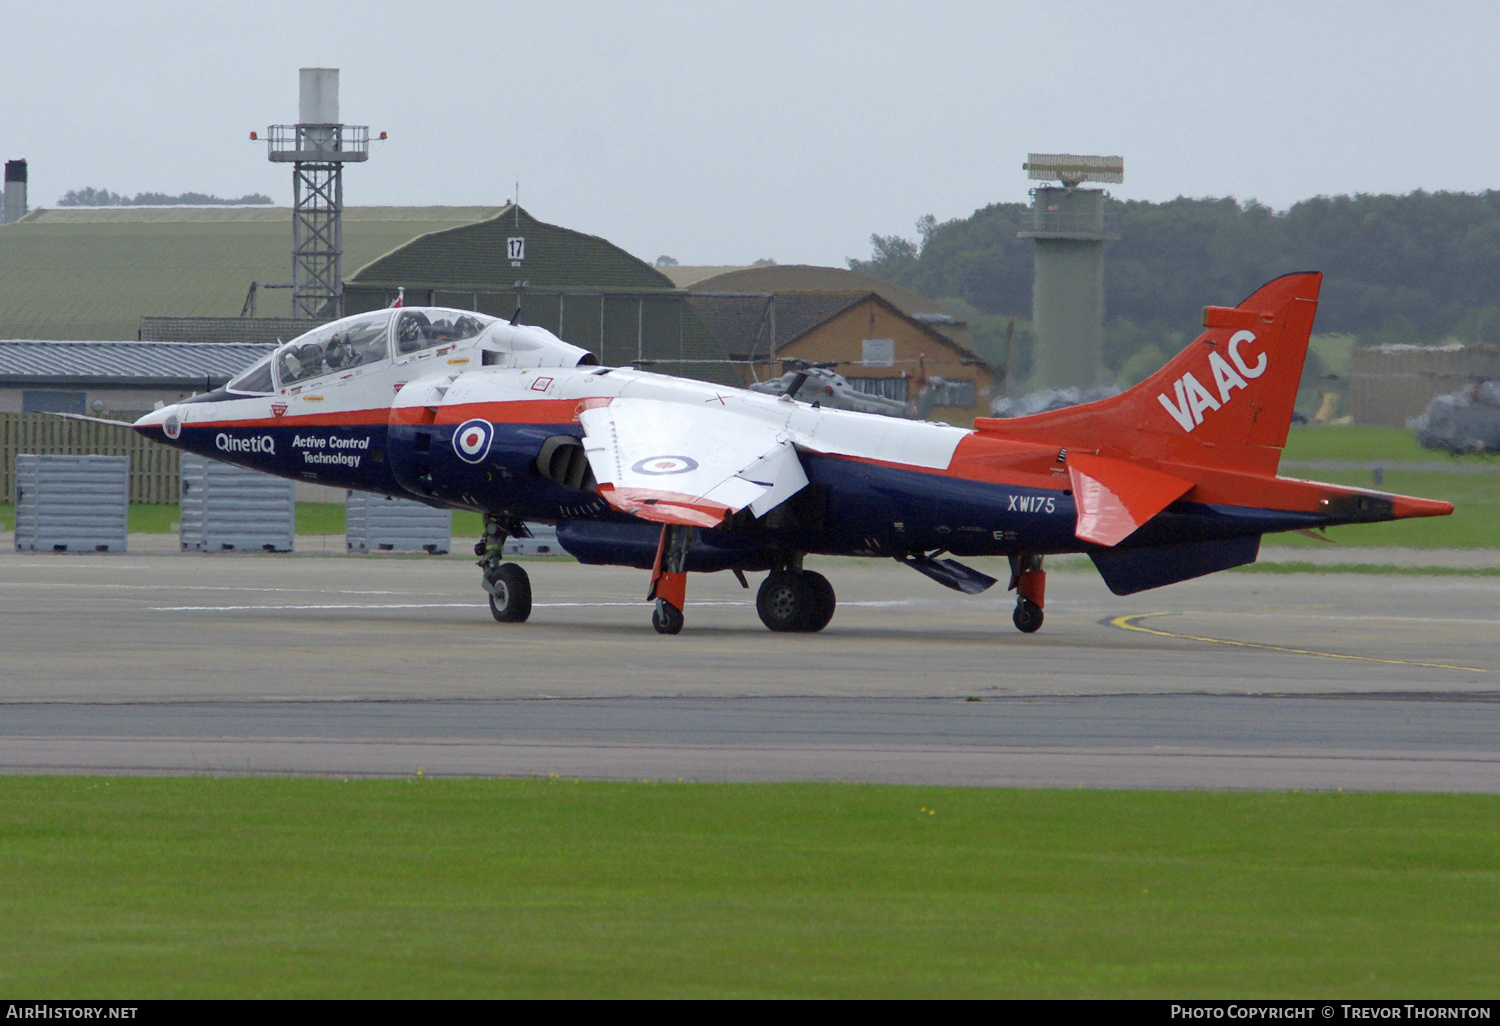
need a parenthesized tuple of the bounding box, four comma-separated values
(5, 1, 1498, 267)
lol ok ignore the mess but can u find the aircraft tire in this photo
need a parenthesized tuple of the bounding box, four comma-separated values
(757, 571, 812, 632)
(1012, 598, 1043, 634)
(800, 571, 836, 633)
(652, 599, 685, 635)
(487, 563, 533, 623)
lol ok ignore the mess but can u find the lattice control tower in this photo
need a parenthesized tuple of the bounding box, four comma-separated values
(256, 69, 374, 319)
(1017, 153, 1123, 389)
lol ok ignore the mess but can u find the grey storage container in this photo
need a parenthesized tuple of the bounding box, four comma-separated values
(345, 491, 451, 554)
(179, 453, 295, 552)
(13, 454, 129, 552)
(504, 522, 560, 556)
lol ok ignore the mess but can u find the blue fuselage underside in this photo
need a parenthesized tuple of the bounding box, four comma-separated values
(167, 418, 1330, 566)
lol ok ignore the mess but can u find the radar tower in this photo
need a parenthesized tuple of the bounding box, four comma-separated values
(1017, 153, 1123, 389)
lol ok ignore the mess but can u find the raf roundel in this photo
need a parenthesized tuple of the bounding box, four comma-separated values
(631, 455, 699, 476)
(453, 418, 495, 464)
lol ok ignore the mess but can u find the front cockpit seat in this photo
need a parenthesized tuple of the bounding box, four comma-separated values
(296, 342, 324, 376)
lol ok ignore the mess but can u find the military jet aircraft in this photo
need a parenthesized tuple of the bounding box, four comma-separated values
(134, 273, 1452, 635)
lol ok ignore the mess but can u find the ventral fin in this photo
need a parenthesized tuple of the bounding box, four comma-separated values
(1067, 453, 1193, 547)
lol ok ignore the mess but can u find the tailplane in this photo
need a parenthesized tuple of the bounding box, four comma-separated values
(976, 272, 1322, 477)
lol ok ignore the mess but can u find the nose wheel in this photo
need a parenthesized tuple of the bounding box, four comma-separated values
(485, 562, 532, 623)
(477, 513, 532, 624)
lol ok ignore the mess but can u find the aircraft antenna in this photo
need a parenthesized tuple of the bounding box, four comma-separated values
(255, 69, 384, 320)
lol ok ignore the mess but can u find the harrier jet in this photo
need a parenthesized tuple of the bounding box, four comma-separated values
(135, 273, 1452, 634)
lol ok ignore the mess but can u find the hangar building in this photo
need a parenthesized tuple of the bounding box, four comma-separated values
(342, 205, 731, 381)
(670, 265, 997, 419)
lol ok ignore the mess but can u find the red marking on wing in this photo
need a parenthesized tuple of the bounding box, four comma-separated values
(595, 483, 730, 529)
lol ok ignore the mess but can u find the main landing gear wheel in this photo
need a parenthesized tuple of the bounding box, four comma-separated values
(1012, 598, 1043, 634)
(487, 563, 533, 623)
(756, 570, 836, 633)
(652, 599, 685, 635)
(800, 570, 836, 633)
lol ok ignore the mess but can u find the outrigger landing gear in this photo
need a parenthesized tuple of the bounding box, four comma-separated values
(651, 599, 685, 635)
(649, 524, 691, 635)
(1008, 553, 1046, 634)
(476, 513, 532, 623)
(755, 554, 836, 633)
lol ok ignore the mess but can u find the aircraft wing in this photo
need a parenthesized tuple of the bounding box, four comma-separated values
(579, 399, 809, 529)
(1067, 452, 1193, 547)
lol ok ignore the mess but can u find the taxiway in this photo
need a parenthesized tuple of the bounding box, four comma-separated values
(2, 549, 1496, 791)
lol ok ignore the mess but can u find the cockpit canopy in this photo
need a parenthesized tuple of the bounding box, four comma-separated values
(227, 309, 414, 394)
(394, 309, 488, 355)
(225, 307, 595, 395)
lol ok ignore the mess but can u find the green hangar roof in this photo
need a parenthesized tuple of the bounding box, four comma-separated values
(0, 203, 738, 386)
(0, 205, 505, 340)
(350, 205, 675, 292)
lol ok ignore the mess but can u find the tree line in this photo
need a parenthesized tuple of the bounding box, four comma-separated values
(850, 191, 1500, 381)
(57, 187, 272, 207)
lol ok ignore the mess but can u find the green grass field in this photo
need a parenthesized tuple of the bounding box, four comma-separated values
(1, 777, 1495, 999)
(288, 504, 485, 538)
(0, 501, 481, 538)
(1283, 423, 1500, 464)
(1265, 425, 1500, 548)
(1264, 470, 1498, 548)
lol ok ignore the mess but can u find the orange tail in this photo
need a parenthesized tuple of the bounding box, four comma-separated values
(975, 272, 1322, 477)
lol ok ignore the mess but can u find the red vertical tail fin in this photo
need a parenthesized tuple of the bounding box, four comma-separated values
(975, 272, 1322, 476)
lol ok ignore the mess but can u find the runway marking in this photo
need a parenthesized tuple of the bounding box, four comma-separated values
(1110, 611, 1492, 674)
(147, 600, 916, 613)
(1188, 611, 1500, 626)
(148, 600, 753, 612)
(151, 603, 485, 611)
(20, 581, 416, 595)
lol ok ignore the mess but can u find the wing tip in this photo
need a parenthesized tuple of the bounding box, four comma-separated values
(596, 484, 732, 530)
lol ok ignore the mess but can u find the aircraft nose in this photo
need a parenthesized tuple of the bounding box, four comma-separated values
(132, 404, 181, 441)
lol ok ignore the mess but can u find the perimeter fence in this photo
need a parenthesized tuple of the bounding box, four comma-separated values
(0, 412, 179, 504)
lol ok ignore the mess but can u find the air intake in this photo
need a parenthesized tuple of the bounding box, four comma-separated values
(535, 436, 596, 491)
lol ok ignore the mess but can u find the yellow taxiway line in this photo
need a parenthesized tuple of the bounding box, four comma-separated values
(1110, 611, 1491, 674)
